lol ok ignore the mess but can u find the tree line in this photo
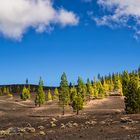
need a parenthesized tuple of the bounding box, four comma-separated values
(0, 67, 140, 114)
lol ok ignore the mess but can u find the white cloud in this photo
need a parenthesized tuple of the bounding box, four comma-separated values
(57, 9, 79, 26)
(0, 0, 79, 40)
(94, 0, 140, 38)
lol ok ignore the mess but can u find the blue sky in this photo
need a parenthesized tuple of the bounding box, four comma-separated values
(0, 0, 140, 86)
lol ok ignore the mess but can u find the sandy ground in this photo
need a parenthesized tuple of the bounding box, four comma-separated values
(0, 95, 140, 140)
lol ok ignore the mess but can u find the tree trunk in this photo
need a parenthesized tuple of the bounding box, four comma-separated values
(76, 109, 79, 115)
(62, 102, 65, 115)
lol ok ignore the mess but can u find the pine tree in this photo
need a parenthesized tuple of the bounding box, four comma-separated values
(28, 85, 31, 92)
(138, 67, 140, 78)
(21, 86, 30, 101)
(6, 87, 10, 95)
(35, 77, 45, 107)
(0, 88, 2, 96)
(9, 86, 12, 93)
(122, 71, 130, 96)
(103, 79, 109, 96)
(125, 76, 140, 113)
(3, 87, 7, 94)
(26, 78, 28, 85)
(70, 86, 77, 103)
(114, 75, 123, 95)
(137, 87, 140, 111)
(72, 93, 83, 115)
(77, 77, 86, 102)
(17, 85, 20, 93)
(96, 81, 105, 98)
(86, 78, 94, 100)
(108, 78, 114, 93)
(59, 72, 69, 115)
(47, 89, 52, 101)
(93, 77, 98, 98)
(53, 88, 59, 100)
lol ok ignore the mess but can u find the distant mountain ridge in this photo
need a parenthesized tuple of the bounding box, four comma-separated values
(0, 84, 58, 93)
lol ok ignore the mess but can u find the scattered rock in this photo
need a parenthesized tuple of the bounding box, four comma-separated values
(19, 128, 26, 133)
(100, 121, 106, 125)
(90, 121, 97, 125)
(39, 131, 46, 135)
(25, 127, 35, 133)
(6, 127, 20, 135)
(120, 117, 133, 123)
(51, 123, 56, 127)
(85, 121, 90, 125)
(0, 127, 26, 136)
(67, 122, 73, 128)
(51, 121, 56, 127)
(0, 130, 9, 136)
(52, 118, 57, 122)
(85, 120, 97, 125)
(61, 123, 65, 129)
(38, 126, 45, 130)
(73, 123, 78, 127)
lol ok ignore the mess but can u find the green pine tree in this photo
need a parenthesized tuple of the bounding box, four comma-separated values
(59, 72, 69, 115)
(77, 77, 86, 102)
(86, 78, 94, 100)
(114, 75, 123, 95)
(72, 93, 83, 115)
(0, 88, 2, 96)
(3, 87, 7, 94)
(96, 81, 105, 98)
(6, 87, 10, 95)
(138, 67, 140, 78)
(47, 89, 52, 101)
(17, 85, 20, 93)
(125, 76, 140, 114)
(53, 88, 59, 100)
(93, 77, 98, 98)
(35, 77, 45, 107)
(26, 78, 28, 85)
(70, 86, 77, 103)
(108, 78, 114, 93)
(122, 70, 130, 96)
(103, 79, 109, 96)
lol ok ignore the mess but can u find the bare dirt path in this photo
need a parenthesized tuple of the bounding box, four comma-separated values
(84, 96, 125, 114)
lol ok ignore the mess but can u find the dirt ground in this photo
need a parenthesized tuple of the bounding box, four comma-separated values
(0, 94, 140, 140)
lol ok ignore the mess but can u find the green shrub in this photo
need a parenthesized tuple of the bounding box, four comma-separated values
(21, 87, 30, 101)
